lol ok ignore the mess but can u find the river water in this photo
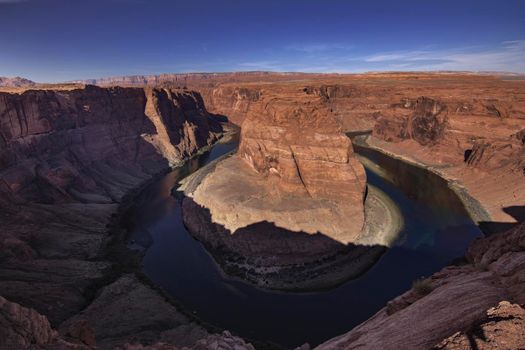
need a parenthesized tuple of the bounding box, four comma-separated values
(126, 136, 481, 348)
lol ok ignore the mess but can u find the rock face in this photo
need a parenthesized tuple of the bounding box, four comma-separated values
(0, 85, 251, 349)
(373, 97, 448, 145)
(238, 97, 366, 206)
(434, 301, 525, 350)
(0, 85, 220, 205)
(181, 87, 374, 290)
(315, 221, 525, 350)
(0, 295, 57, 348)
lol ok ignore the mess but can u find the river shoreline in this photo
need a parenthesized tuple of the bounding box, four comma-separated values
(109, 128, 487, 348)
(351, 134, 492, 230)
(95, 124, 266, 345)
(178, 139, 406, 291)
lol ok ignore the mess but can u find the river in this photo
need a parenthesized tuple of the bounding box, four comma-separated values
(126, 134, 481, 348)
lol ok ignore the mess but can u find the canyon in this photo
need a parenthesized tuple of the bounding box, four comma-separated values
(1, 72, 524, 349)
(0, 84, 252, 349)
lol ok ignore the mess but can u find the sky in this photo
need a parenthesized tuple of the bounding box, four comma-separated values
(0, 0, 524, 82)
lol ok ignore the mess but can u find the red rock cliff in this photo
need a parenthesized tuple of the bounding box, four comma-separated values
(0, 85, 221, 205)
(0, 85, 236, 349)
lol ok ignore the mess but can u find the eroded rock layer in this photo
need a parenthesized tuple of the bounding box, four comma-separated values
(2, 72, 525, 349)
(193, 73, 525, 224)
(0, 85, 256, 349)
(180, 87, 378, 290)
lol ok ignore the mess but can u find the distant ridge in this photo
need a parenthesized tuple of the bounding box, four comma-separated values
(0, 76, 36, 87)
(70, 71, 323, 87)
(71, 70, 525, 87)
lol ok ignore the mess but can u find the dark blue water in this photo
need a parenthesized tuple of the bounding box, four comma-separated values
(127, 137, 481, 348)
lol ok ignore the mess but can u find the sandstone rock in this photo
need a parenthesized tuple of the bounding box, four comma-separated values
(0, 295, 57, 348)
(316, 222, 525, 350)
(181, 86, 370, 289)
(373, 97, 448, 145)
(66, 319, 96, 346)
(116, 330, 254, 350)
(238, 98, 366, 204)
(59, 275, 208, 349)
(0, 85, 224, 348)
(433, 301, 525, 350)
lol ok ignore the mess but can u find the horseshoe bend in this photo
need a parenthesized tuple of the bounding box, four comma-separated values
(1, 72, 524, 349)
(1, 2, 525, 349)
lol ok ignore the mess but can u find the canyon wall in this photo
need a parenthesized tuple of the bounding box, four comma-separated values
(183, 73, 525, 345)
(2, 73, 524, 348)
(181, 85, 375, 290)
(0, 86, 256, 349)
(196, 74, 525, 224)
(0, 85, 221, 206)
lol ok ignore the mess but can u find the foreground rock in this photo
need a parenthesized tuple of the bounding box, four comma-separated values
(0, 293, 253, 350)
(434, 301, 525, 350)
(0, 296, 58, 349)
(316, 221, 525, 350)
(0, 85, 254, 349)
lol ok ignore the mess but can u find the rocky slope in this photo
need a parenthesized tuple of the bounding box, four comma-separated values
(316, 221, 525, 350)
(0, 85, 255, 349)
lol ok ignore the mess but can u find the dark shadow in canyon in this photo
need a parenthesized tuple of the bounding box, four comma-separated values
(180, 196, 392, 291)
(0, 87, 225, 326)
(478, 205, 525, 235)
(209, 113, 230, 124)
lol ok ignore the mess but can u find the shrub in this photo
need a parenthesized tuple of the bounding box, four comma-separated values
(412, 277, 433, 296)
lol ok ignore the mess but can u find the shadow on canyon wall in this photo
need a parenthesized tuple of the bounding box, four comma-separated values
(180, 196, 395, 290)
(0, 87, 224, 326)
(209, 113, 230, 124)
(478, 205, 525, 235)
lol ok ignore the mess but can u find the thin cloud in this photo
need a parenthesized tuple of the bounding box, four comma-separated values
(361, 40, 525, 72)
(286, 43, 354, 53)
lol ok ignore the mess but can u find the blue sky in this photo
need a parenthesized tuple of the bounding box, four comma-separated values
(0, 0, 524, 82)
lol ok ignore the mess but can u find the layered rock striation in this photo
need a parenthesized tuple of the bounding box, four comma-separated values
(194, 73, 525, 224)
(179, 88, 395, 290)
(0, 85, 255, 349)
